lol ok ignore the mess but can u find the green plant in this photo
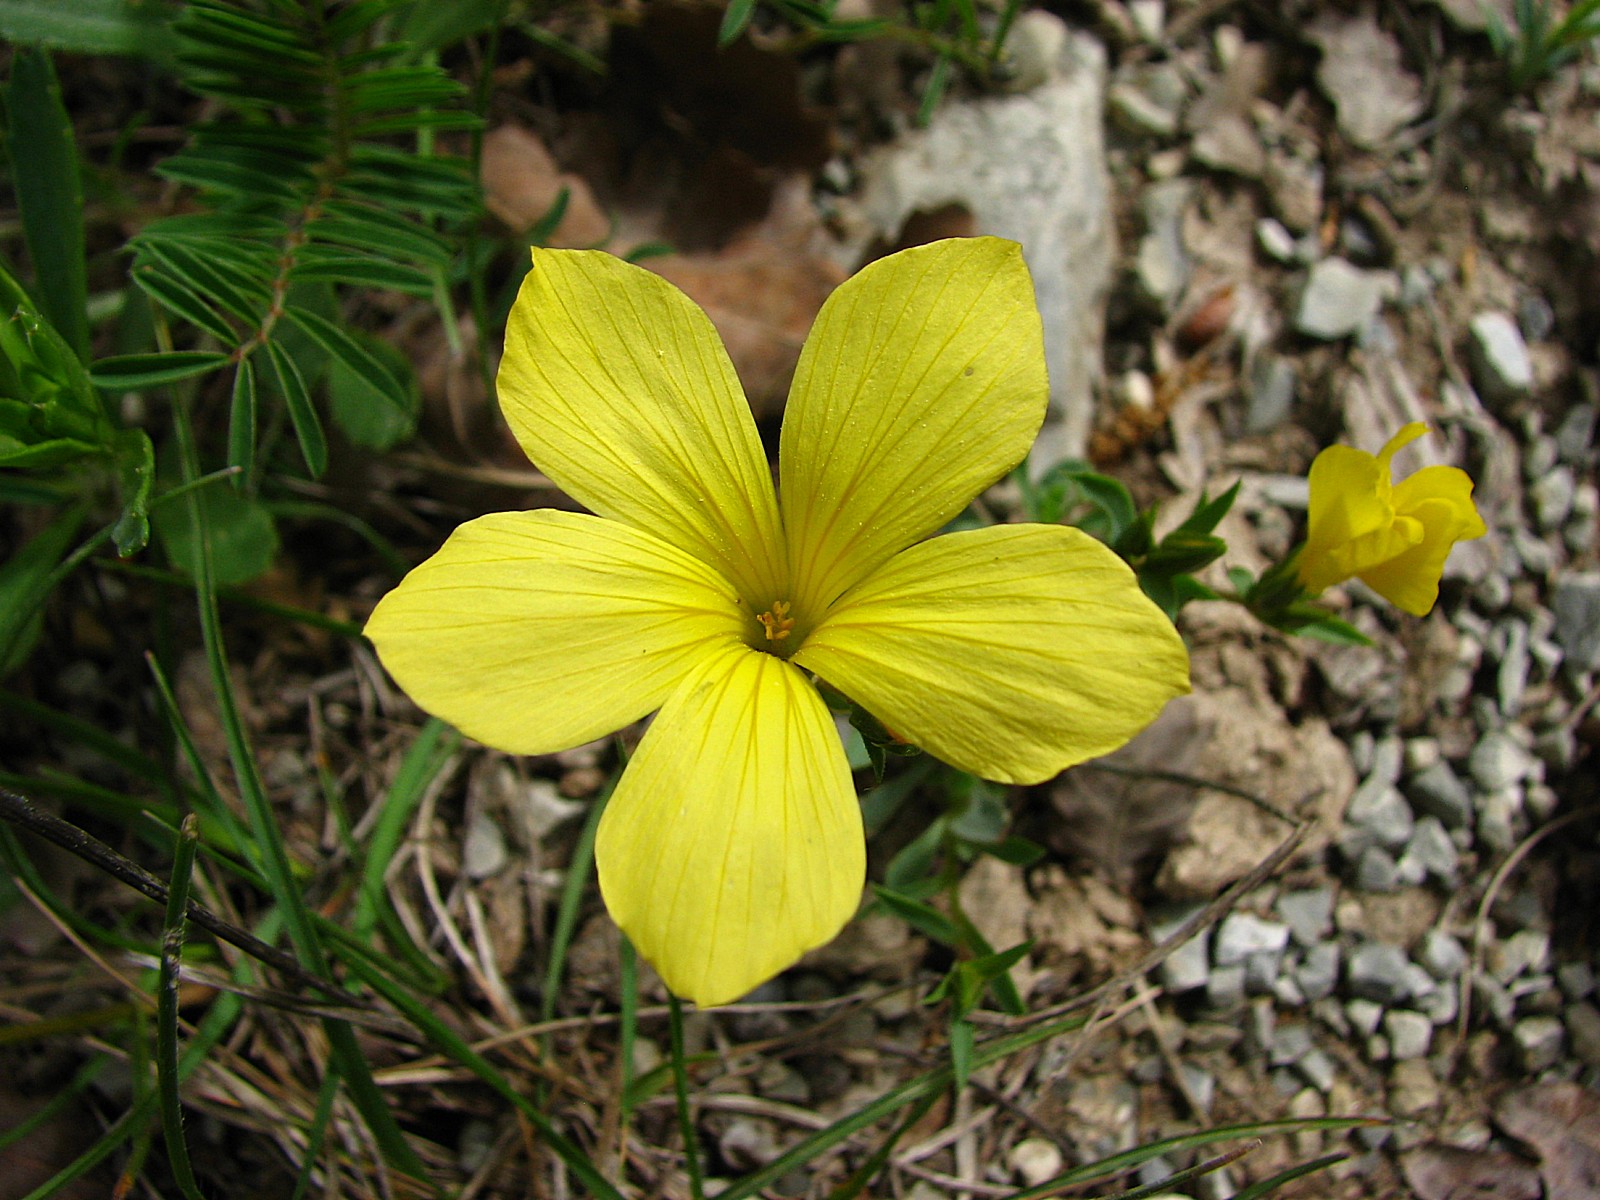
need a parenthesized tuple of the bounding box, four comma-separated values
(1485, 0, 1600, 90)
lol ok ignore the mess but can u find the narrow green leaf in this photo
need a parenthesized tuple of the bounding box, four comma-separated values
(916, 54, 952, 126)
(6, 49, 88, 358)
(287, 256, 433, 296)
(719, 0, 759, 44)
(111, 427, 154, 554)
(542, 782, 612, 1023)
(0, 0, 173, 56)
(264, 338, 327, 478)
(0, 505, 84, 677)
(89, 351, 230, 390)
(227, 359, 256, 489)
(871, 884, 958, 946)
(131, 265, 238, 344)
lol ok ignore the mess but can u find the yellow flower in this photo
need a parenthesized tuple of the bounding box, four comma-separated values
(1297, 422, 1487, 616)
(365, 239, 1188, 1006)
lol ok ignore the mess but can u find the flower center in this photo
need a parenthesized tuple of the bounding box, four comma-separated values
(755, 599, 795, 645)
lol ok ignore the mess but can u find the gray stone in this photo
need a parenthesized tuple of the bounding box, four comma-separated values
(1420, 984, 1459, 1026)
(1477, 787, 1524, 853)
(1348, 941, 1414, 1005)
(1298, 1048, 1338, 1093)
(1270, 1022, 1314, 1066)
(1384, 1009, 1434, 1059)
(1295, 257, 1393, 339)
(1134, 179, 1193, 312)
(1517, 292, 1555, 341)
(1406, 761, 1473, 829)
(1566, 1001, 1600, 1066)
(1401, 817, 1460, 885)
(1215, 912, 1292, 965)
(1556, 402, 1598, 464)
(1277, 888, 1336, 947)
(1346, 997, 1385, 1037)
(1524, 430, 1561, 480)
(1551, 571, 1600, 673)
(1492, 930, 1551, 982)
(1468, 311, 1534, 403)
(1246, 353, 1298, 432)
(1308, 12, 1425, 148)
(1512, 1015, 1566, 1072)
(1389, 1060, 1441, 1118)
(857, 27, 1111, 460)
(461, 811, 508, 879)
(1296, 942, 1341, 1001)
(1404, 737, 1441, 774)
(1354, 845, 1401, 892)
(1531, 466, 1576, 531)
(1496, 619, 1531, 716)
(1347, 783, 1414, 849)
(1558, 960, 1596, 999)
(1246, 949, 1286, 995)
(1206, 963, 1247, 1008)
(1469, 731, 1539, 791)
(1255, 216, 1299, 263)
(1108, 79, 1181, 137)
(1473, 974, 1517, 1026)
(1419, 931, 1469, 980)
(1273, 974, 1306, 1007)
(1153, 911, 1211, 993)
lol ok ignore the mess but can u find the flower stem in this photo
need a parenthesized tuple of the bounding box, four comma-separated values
(668, 994, 706, 1200)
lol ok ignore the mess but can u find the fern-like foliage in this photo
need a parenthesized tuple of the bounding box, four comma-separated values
(123, 0, 481, 480)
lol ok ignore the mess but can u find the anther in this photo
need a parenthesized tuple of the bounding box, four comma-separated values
(756, 600, 795, 643)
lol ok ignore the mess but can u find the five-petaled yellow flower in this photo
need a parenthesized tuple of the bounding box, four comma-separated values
(1297, 422, 1486, 616)
(366, 238, 1188, 1006)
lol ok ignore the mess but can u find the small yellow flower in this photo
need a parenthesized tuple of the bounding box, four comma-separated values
(1297, 422, 1487, 616)
(366, 238, 1188, 1006)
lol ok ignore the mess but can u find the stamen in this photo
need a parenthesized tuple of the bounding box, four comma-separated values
(756, 599, 795, 643)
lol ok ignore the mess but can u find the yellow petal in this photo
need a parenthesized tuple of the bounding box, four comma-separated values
(1298, 445, 1389, 593)
(794, 525, 1189, 785)
(779, 238, 1048, 617)
(597, 645, 864, 1007)
(365, 510, 744, 755)
(498, 248, 785, 607)
(1359, 466, 1486, 616)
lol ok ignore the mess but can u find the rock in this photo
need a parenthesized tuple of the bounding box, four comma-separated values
(1419, 930, 1469, 980)
(1298, 1048, 1338, 1093)
(1152, 912, 1212, 994)
(1215, 912, 1292, 965)
(1255, 217, 1299, 264)
(1566, 1002, 1600, 1067)
(1512, 1015, 1566, 1072)
(1000, 9, 1070, 92)
(1550, 571, 1600, 673)
(1389, 1060, 1442, 1118)
(1295, 258, 1393, 340)
(1347, 783, 1415, 849)
(1492, 930, 1551, 983)
(857, 27, 1111, 459)
(1406, 761, 1474, 830)
(1474, 974, 1517, 1026)
(1308, 12, 1425, 148)
(1555, 402, 1597, 464)
(1468, 312, 1534, 404)
(1277, 888, 1335, 947)
(1179, 1063, 1215, 1115)
(1531, 466, 1576, 531)
(1135, 180, 1192, 312)
(1348, 941, 1415, 1005)
(1008, 1137, 1064, 1187)
(1270, 1023, 1314, 1066)
(461, 811, 509, 879)
(1346, 998, 1384, 1037)
(1296, 943, 1341, 1002)
(1468, 731, 1539, 791)
(1385, 1010, 1434, 1060)
(1354, 845, 1401, 892)
(1558, 961, 1596, 999)
(1264, 152, 1324, 232)
(1400, 817, 1460, 885)
(1245, 353, 1298, 432)
(1207, 964, 1247, 1008)
(1420, 984, 1459, 1026)
(1108, 72, 1182, 137)
(1129, 0, 1165, 40)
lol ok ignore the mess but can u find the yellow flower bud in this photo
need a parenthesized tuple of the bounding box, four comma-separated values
(1297, 423, 1486, 616)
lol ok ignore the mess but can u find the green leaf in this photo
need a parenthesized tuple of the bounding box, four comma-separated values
(1070, 470, 1138, 541)
(0, 506, 84, 676)
(89, 351, 231, 390)
(111, 428, 154, 554)
(871, 884, 958, 946)
(226, 359, 256, 488)
(949, 1016, 973, 1090)
(1176, 480, 1240, 536)
(979, 835, 1045, 867)
(398, 0, 505, 51)
(6, 49, 88, 359)
(1144, 529, 1226, 575)
(0, 0, 174, 56)
(719, 0, 758, 44)
(264, 339, 327, 478)
(308, 320, 416, 451)
(131, 265, 238, 344)
(153, 478, 278, 586)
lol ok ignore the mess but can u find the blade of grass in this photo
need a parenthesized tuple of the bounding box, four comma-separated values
(288, 1065, 344, 1200)
(541, 774, 613, 1023)
(157, 813, 205, 1200)
(1231, 1151, 1351, 1199)
(0, 1055, 107, 1150)
(172, 397, 425, 1180)
(826, 1088, 941, 1200)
